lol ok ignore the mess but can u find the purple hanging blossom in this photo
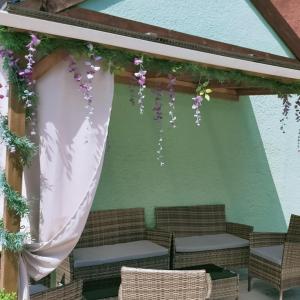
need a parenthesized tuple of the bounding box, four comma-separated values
(152, 88, 165, 166)
(167, 75, 176, 128)
(68, 43, 101, 110)
(153, 89, 163, 120)
(192, 95, 203, 127)
(133, 57, 146, 114)
(279, 94, 292, 134)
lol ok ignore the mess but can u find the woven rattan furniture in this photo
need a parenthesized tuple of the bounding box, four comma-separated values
(155, 204, 253, 269)
(30, 280, 83, 300)
(57, 208, 171, 284)
(118, 266, 212, 300)
(248, 214, 300, 300)
(179, 264, 239, 300)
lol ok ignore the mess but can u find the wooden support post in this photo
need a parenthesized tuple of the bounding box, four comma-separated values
(0, 85, 25, 293)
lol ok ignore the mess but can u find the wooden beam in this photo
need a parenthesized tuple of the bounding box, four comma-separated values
(116, 71, 239, 101)
(58, 7, 300, 70)
(250, 0, 300, 61)
(32, 49, 68, 80)
(0, 85, 25, 294)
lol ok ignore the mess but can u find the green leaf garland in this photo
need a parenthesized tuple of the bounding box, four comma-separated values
(0, 115, 38, 167)
(0, 219, 27, 252)
(0, 171, 29, 218)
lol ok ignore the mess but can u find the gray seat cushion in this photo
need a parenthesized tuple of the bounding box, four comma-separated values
(29, 284, 48, 295)
(175, 233, 249, 252)
(74, 240, 168, 268)
(250, 245, 284, 265)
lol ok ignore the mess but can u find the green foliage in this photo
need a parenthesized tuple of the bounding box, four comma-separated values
(0, 171, 29, 217)
(0, 26, 300, 95)
(0, 115, 38, 167)
(0, 290, 17, 300)
(0, 219, 27, 252)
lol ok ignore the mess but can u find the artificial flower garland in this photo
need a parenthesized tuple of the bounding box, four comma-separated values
(0, 27, 300, 250)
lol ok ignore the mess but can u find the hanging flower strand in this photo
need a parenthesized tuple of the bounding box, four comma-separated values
(133, 57, 147, 114)
(68, 43, 101, 111)
(192, 81, 212, 127)
(153, 88, 165, 166)
(294, 96, 300, 151)
(20, 34, 40, 111)
(279, 94, 292, 134)
(167, 74, 177, 128)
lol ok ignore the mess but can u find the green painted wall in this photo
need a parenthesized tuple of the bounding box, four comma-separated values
(81, 0, 300, 231)
(92, 84, 286, 231)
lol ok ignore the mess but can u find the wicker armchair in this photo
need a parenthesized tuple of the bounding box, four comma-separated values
(155, 205, 253, 269)
(57, 208, 171, 284)
(118, 266, 212, 300)
(248, 214, 300, 300)
(30, 280, 83, 300)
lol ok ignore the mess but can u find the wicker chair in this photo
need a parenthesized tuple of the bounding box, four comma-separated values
(57, 208, 171, 284)
(118, 266, 212, 300)
(248, 214, 300, 300)
(30, 280, 83, 300)
(155, 204, 253, 269)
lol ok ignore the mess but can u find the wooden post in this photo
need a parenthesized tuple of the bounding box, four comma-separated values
(0, 85, 25, 293)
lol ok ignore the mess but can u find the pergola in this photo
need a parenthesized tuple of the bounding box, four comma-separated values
(0, 0, 300, 296)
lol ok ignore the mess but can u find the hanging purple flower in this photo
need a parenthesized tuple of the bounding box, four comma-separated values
(68, 43, 101, 109)
(167, 75, 176, 128)
(192, 81, 212, 127)
(133, 57, 147, 114)
(279, 94, 291, 134)
(192, 95, 203, 127)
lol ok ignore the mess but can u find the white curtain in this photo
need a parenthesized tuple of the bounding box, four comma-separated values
(18, 60, 114, 299)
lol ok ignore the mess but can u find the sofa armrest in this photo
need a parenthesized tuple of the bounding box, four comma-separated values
(250, 232, 286, 248)
(226, 222, 253, 240)
(56, 251, 75, 285)
(146, 229, 172, 250)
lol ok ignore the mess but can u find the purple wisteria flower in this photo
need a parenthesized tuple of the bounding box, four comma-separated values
(133, 57, 147, 114)
(192, 95, 203, 127)
(167, 75, 176, 128)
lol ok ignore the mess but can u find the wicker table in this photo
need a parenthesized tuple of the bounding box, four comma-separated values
(178, 264, 239, 300)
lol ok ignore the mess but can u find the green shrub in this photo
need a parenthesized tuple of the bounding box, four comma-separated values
(0, 290, 17, 300)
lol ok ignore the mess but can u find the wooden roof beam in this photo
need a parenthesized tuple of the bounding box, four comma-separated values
(250, 0, 300, 61)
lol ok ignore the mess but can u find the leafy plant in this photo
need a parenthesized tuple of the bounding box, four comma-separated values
(0, 290, 17, 300)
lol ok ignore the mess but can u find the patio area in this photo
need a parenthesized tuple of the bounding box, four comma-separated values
(1, 1, 300, 300)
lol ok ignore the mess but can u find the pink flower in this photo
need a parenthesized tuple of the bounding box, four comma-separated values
(134, 58, 143, 65)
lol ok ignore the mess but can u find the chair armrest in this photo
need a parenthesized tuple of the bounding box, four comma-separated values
(250, 232, 286, 248)
(56, 252, 75, 285)
(31, 280, 83, 300)
(226, 222, 253, 240)
(145, 229, 172, 250)
(282, 242, 300, 269)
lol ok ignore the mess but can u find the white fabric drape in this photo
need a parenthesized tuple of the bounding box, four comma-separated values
(18, 60, 114, 300)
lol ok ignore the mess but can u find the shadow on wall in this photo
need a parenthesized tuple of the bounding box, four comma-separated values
(92, 84, 287, 232)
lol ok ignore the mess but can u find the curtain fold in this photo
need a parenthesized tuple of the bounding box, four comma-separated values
(18, 60, 114, 300)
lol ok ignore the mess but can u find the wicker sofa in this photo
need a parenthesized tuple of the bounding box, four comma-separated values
(155, 204, 253, 269)
(58, 208, 171, 284)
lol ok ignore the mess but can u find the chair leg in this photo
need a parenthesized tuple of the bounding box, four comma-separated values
(248, 275, 252, 292)
(279, 290, 283, 300)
